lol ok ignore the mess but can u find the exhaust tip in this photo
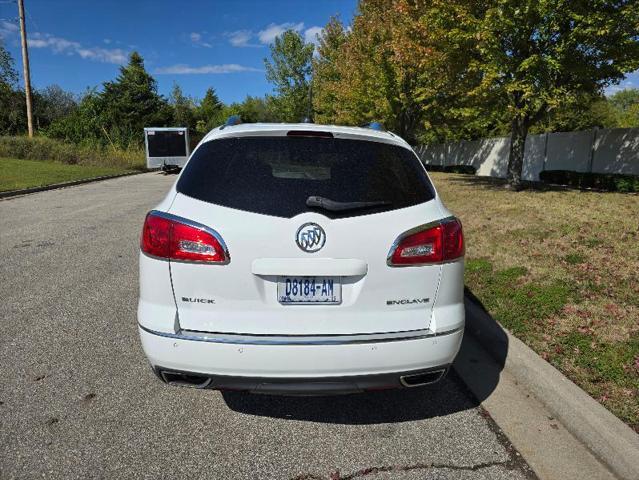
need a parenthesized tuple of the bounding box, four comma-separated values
(400, 369, 446, 387)
(160, 370, 212, 389)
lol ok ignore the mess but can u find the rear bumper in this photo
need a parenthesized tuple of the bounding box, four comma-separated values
(138, 325, 463, 394)
(154, 365, 451, 395)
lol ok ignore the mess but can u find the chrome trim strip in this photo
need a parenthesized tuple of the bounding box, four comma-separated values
(144, 210, 230, 265)
(138, 324, 462, 346)
(386, 216, 458, 267)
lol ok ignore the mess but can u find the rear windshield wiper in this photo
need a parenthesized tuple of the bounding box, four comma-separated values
(306, 196, 392, 212)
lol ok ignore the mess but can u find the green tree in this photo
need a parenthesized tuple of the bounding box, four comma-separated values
(608, 88, 639, 127)
(322, 1, 411, 135)
(609, 88, 639, 112)
(220, 96, 278, 124)
(394, 0, 505, 144)
(264, 30, 314, 122)
(311, 1, 420, 138)
(195, 87, 224, 132)
(99, 51, 171, 145)
(467, 1, 639, 188)
(45, 89, 106, 144)
(0, 40, 17, 87)
(311, 1, 496, 144)
(237, 95, 277, 122)
(170, 82, 195, 128)
(33, 85, 77, 130)
(312, 16, 348, 123)
(531, 94, 621, 133)
(0, 40, 25, 135)
(46, 52, 171, 147)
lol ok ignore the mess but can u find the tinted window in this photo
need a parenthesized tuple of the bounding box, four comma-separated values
(177, 136, 434, 218)
(147, 131, 187, 157)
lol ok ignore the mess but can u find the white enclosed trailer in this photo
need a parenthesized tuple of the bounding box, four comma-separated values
(144, 127, 190, 170)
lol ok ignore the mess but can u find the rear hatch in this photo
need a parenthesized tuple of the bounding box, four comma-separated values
(168, 131, 443, 335)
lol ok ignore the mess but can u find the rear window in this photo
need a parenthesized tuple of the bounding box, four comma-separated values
(147, 131, 187, 157)
(176, 136, 435, 219)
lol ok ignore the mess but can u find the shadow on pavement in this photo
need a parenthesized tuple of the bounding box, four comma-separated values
(223, 370, 475, 425)
(222, 288, 508, 425)
(452, 289, 510, 404)
(462, 287, 509, 369)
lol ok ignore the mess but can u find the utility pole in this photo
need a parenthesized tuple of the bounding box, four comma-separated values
(17, 0, 34, 137)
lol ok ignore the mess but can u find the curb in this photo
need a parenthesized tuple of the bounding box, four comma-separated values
(462, 294, 639, 480)
(0, 170, 147, 200)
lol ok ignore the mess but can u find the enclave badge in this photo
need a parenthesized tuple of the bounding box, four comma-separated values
(296, 223, 326, 253)
(386, 298, 430, 305)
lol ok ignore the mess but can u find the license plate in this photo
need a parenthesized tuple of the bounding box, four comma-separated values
(277, 276, 341, 305)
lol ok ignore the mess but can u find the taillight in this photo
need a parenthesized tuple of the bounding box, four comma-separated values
(442, 218, 464, 260)
(141, 211, 229, 263)
(388, 218, 464, 266)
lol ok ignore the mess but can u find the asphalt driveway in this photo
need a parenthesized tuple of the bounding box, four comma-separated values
(0, 173, 535, 479)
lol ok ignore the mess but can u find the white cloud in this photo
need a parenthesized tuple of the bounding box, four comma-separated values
(28, 34, 80, 52)
(304, 26, 323, 46)
(225, 23, 322, 48)
(605, 78, 637, 96)
(227, 29, 261, 48)
(0, 19, 18, 38)
(77, 47, 127, 64)
(154, 63, 261, 75)
(189, 32, 212, 48)
(257, 22, 304, 44)
(27, 32, 127, 64)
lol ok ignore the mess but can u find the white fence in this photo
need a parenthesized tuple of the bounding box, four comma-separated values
(414, 127, 639, 181)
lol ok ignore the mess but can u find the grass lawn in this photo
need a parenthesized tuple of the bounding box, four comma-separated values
(431, 172, 639, 431)
(0, 157, 132, 192)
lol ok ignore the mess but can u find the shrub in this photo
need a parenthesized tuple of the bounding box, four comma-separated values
(0, 135, 145, 171)
(424, 164, 477, 174)
(540, 170, 639, 192)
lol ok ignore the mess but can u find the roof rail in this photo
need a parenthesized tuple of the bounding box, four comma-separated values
(220, 115, 242, 129)
(361, 121, 384, 131)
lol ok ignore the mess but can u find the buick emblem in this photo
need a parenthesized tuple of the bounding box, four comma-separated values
(296, 223, 326, 253)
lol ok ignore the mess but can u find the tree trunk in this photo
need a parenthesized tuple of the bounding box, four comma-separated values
(507, 115, 529, 190)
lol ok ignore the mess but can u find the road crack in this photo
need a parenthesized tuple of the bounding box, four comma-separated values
(291, 460, 509, 480)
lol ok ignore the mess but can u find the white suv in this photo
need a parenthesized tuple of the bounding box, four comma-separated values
(138, 121, 465, 394)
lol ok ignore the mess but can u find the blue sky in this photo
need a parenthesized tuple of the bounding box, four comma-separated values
(0, 0, 358, 103)
(0, 0, 636, 103)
